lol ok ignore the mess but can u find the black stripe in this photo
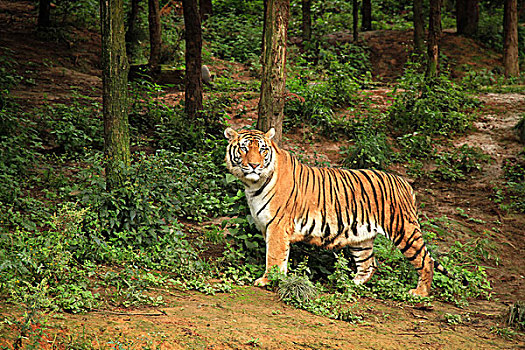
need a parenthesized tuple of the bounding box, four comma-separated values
(347, 246, 373, 251)
(399, 229, 419, 253)
(370, 169, 388, 228)
(354, 253, 375, 264)
(413, 249, 428, 270)
(305, 219, 316, 239)
(406, 242, 426, 261)
(256, 192, 276, 216)
(359, 170, 381, 223)
(392, 216, 405, 246)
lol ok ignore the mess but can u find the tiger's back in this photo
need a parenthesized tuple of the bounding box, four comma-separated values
(247, 149, 417, 248)
(225, 127, 447, 297)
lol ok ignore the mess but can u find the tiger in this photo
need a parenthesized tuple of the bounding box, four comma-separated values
(224, 127, 460, 297)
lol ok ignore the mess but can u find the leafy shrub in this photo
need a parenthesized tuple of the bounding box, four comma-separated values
(203, 13, 262, 63)
(285, 43, 373, 136)
(500, 157, 525, 213)
(476, 7, 504, 52)
(80, 147, 235, 243)
(397, 132, 435, 160)
(39, 95, 103, 156)
(0, 50, 22, 94)
(433, 145, 489, 181)
(316, 44, 372, 84)
(0, 99, 47, 231)
(129, 79, 227, 152)
(388, 62, 479, 136)
(0, 204, 102, 312)
(340, 129, 392, 170)
(0, 200, 221, 312)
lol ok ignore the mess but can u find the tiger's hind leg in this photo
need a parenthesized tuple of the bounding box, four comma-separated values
(395, 224, 434, 297)
(349, 238, 377, 286)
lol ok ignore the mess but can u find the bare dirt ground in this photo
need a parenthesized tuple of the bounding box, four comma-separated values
(1, 1, 524, 349)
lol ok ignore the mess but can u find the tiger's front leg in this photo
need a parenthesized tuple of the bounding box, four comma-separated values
(254, 225, 291, 287)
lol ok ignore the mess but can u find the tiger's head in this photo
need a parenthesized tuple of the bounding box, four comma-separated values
(224, 127, 276, 185)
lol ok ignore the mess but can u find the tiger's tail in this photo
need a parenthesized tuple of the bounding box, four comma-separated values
(433, 259, 469, 287)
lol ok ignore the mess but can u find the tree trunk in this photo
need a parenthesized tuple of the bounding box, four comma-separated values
(503, 0, 519, 77)
(361, 0, 372, 31)
(126, 0, 142, 59)
(353, 0, 359, 42)
(148, 0, 162, 72)
(302, 0, 311, 41)
(257, 0, 290, 146)
(456, 0, 479, 37)
(38, 0, 51, 28)
(100, 0, 131, 190)
(200, 0, 213, 21)
(426, 0, 442, 77)
(182, 0, 203, 119)
(413, 0, 425, 54)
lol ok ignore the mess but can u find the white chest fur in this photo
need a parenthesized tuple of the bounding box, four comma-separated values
(244, 177, 276, 236)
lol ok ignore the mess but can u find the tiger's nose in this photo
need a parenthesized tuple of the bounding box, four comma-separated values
(248, 163, 259, 169)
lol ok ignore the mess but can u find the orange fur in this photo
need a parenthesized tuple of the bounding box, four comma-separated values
(225, 128, 448, 297)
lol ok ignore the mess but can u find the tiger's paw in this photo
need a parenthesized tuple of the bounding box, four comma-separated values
(254, 276, 270, 287)
(409, 288, 429, 298)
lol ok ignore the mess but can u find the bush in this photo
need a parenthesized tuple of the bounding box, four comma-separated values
(501, 157, 525, 213)
(38, 95, 103, 156)
(388, 62, 479, 136)
(203, 13, 262, 63)
(340, 129, 392, 170)
(433, 145, 489, 181)
(79, 146, 236, 242)
(397, 132, 435, 160)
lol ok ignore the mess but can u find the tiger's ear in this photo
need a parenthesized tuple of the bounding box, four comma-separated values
(224, 127, 238, 140)
(265, 128, 276, 140)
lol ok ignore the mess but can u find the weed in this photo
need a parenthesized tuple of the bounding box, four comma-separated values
(433, 145, 489, 181)
(277, 274, 318, 303)
(499, 157, 525, 213)
(444, 313, 464, 325)
(246, 337, 261, 347)
(490, 325, 521, 340)
(507, 301, 525, 330)
(397, 133, 434, 160)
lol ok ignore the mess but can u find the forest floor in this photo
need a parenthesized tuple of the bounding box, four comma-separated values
(1, 1, 524, 349)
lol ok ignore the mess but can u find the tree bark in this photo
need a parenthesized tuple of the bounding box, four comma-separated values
(413, 0, 425, 54)
(361, 0, 372, 31)
(182, 0, 203, 119)
(148, 0, 162, 72)
(456, 0, 479, 37)
(199, 0, 213, 21)
(100, 0, 131, 190)
(302, 0, 311, 41)
(38, 0, 51, 28)
(426, 0, 442, 77)
(353, 0, 359, 42)
(257, 0, 290, 146)
(503, 0, 519, 77)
